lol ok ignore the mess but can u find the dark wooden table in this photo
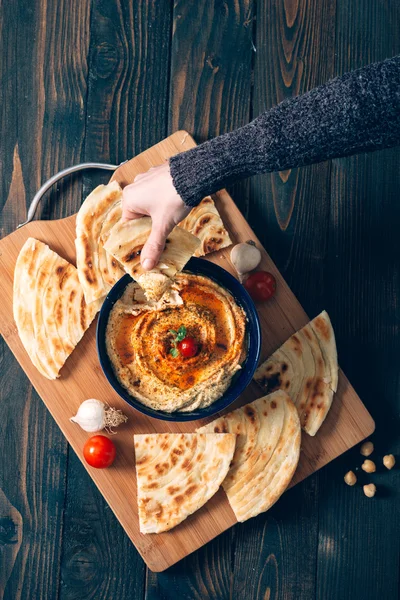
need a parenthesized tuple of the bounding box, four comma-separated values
(1, 1, 399, 598)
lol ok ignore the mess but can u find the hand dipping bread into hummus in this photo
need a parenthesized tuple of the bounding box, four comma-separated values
(105, 272, 247, 413)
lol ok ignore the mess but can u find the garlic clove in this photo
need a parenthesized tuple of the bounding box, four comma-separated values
(230, 241, 262, 282)
(70, 398, 106, 433)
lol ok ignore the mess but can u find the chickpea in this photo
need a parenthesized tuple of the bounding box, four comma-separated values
(361, 459, 376, 473)
(383, 454, 395, 470)
(344, 470, 357, 486)
(360, 441, 374, 457)
(363, 483, 376, 498)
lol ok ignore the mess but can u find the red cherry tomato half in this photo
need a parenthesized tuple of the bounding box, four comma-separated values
(83, 435, 116, 469)
(178, 336, 198, 358)
(244, 271, 277, 302)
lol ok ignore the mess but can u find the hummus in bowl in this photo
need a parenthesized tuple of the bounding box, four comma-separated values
(97, 258, 261, 421)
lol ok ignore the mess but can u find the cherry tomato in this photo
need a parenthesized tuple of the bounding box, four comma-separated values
(178, 336, 198, 358)
(244, 271, 276, 302)
(83, 435, 116, 469)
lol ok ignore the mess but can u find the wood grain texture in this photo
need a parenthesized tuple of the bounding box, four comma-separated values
(315, 1, 400, 598)
(0, 0, 91, 598)
(0, 132, 374, 573)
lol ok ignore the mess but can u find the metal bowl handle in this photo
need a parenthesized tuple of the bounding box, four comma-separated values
(17, 161, 127, 229)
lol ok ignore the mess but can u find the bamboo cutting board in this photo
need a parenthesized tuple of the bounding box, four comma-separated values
(0, 131, 375, 572)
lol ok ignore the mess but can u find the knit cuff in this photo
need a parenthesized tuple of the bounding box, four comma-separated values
(169, 125, 262, 207)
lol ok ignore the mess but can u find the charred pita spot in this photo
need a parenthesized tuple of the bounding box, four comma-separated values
(55, 302, 63, 326)
(244, 406, 256, 423)
(155, 462, 169, 475)
(303, 328, 312, 340)
(69, 290, 76, 302)
(305, 379, 312, 389)
(281, 363, 288, 372)
(214, 425, 221, 433)
(182, 458, 191, 470)
(160, 440, 170, 451)
(270, 401, 277, 409)
(285, 381, 290, 389)
(314, 316, 330, 340)
(56, 265, 65, 276)
(80, 295, 87, 331)
(170, 454, 178, 466)
(263, 411, 268, 417)
(133, 379, 141, 387)
(185, 484, 198, 497)
(174, 494, 184, 505)
(311, 377, 325, 400)
(265, 365, 273, 372)
(196, 453, 203, 462)
(317, 402, 322, 409)
(136, 456, 148, 465)
(172, 446, 184, 456)
(122, 247, 142, 263)
(264, 372, 282, 392)
(84, 268, 95, 285)
(185, 375, 195, 386)
(111, 259, 118, 268)
(144, 437, 150, 443)
(204, 237, 223, 253)
(147, 482, 159, 489)
(167, 485, 180, 495)
(144, 501, 163, 519)
(166, 238, 170, 244)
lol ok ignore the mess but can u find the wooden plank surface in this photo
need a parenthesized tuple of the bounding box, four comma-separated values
(1, 0, 399, 597)
(0, 131, 374, 573)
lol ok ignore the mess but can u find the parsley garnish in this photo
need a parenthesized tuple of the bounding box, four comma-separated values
(169, 325, 187, 357)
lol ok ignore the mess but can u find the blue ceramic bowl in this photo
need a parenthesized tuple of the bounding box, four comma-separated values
(96, 257, 261, 422)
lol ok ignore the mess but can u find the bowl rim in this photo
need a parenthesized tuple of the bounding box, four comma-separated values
(96, 257, 261, 422)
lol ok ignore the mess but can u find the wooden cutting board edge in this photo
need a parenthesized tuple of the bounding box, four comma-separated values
(0, 130, 375, 571)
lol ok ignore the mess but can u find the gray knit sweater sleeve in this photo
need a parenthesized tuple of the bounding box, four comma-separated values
(169, 56, 400, 207)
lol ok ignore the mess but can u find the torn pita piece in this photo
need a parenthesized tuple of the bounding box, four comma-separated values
(254, 311, 338, 436)
(13, 238, 99, 380)
(134, 433, 236, 533)
(198, 391, 301, 522)
(75, 181, 125, 304)
(179, 196, 232, 256)
(104, 218, 200, 301)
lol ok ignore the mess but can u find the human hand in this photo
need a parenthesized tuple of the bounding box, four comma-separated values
(122, 162, 190, 270)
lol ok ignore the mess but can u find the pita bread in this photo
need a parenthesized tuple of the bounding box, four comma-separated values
(253, 311, 338, 436)
(134, 433, 236, 533)
(13, 238, 99, 379)
(75, 181, 125, 304)
(104, 218, 200, 301)
(197, 391, 300, 522)
(179, 196, 232, 256)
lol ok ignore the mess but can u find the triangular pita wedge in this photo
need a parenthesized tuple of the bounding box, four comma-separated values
(197, 391, 301, 522)
(253, 311, 338, 436)
(13, 238, 99, 380)
(179, 196, 232, 256)
(104, 218, 200, 301)
(75, 181, 125, 304)
(134, 433, 236, 533)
